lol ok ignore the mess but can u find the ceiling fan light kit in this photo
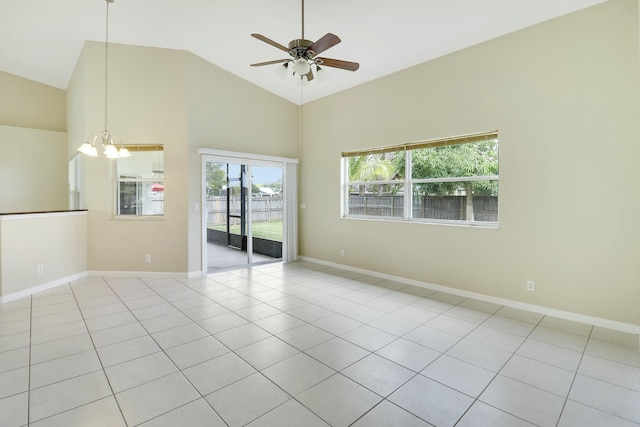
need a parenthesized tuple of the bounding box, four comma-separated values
(293, 57, 311, 76)
(250, 0, 359, 83)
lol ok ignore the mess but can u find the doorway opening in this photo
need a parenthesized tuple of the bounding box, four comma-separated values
(201, 151, 297, 274)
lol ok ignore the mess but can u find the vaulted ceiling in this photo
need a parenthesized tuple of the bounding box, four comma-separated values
(1, 0, 605, 104)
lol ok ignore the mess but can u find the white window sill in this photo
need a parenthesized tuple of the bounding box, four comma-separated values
(111, 215, 164, 221)
(341, 215, 499, 229)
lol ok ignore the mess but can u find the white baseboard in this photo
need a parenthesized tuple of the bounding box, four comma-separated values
(1, 270, 202, 303)
(299, 256, 640, 335)
(3, 261, 638, 337)
(0, 272, 88, 303)
(187, 271, 204, 279)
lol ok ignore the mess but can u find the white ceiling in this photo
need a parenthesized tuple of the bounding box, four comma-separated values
(1, 0, 605, 105)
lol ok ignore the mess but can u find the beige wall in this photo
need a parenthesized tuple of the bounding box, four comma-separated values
(0, 212, 87, 296)
(185, 54, 300, 273)
(299, 0, 640, 325)
(67, 42, 299, 274)
(0, 70, 66, 132)
(67, 42, 189, 273)
(0, 125, 68, 213)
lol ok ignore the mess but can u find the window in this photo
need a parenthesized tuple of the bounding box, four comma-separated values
(115, 146, 164, 216)
(342, 131, 499, 226)
(69, 155, 80, 210)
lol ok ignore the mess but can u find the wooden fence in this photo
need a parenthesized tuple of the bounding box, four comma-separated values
(349, 195, 498, 222)
(206, 197, 283, 225)
(207, 195, 497, 224)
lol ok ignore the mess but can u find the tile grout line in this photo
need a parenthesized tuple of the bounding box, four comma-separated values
(125, 269, 638, 425)
(211, 268, 506, 425)
(207, 266, 340, 425)
(25, 285, 112, 424)
(438, 300, 611, 425)
(169, 270, 363, 425)
(68, 277, 131, 427)
(554, 324, 594, 427)
(397, 297, 505, 426)
(99, 277, 205, 423)
(177, 271, 341, 425)
(27, 294, 33, 427)
(6, 264, 638, 426)
(339, 307, 461, 426)
(187, 270, 383, 426)
(299, 273, 474, 426)
(200, 266, 636, 424)
(158, 268, 640, 424)
(127, 275, 235, 425)
(248, 283, 471, 426)
(449, 304, 546, 426)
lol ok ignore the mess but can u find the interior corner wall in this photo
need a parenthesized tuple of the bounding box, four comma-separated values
(66, 47, 88, 163)
(185, 54, 300, 274)
(67, 42, 190, 273)
(0, 125, 68, 213)
(0, 71, 68, 213)
(299, 0, 640, 325)
(0, 70, 66, 132)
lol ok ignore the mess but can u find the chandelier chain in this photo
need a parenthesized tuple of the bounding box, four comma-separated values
(104, 0, 110, 132)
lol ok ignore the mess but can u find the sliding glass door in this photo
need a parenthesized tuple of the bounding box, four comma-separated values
(203, 157, 287, 272)
(250, 165, 284, 266)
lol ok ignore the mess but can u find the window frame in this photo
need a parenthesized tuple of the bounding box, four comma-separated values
(341, 131, 499, 227)
(69, 155, 81, 210)
(114, 145, 164, 219)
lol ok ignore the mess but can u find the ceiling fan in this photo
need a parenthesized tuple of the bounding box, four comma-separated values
(250, 0, 359, 82)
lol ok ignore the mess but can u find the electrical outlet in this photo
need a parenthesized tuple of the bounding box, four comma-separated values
(527, 280, 535, 291)
(339, 249, 345, 257)
(37, 264, 44, 274)
(145, 255, 151, 263)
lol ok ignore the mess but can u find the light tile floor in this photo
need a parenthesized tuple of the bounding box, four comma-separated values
(207, 243, 276, 272)
(1, 261, 639, 426)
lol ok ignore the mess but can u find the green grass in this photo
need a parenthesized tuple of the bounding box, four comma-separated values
(209, 221, 283, 241)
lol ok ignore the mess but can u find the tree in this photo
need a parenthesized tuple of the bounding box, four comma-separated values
(265, 179, 282, 195)
(348, 153, 396, 195)
(396, 140, 498, 221)
(206, 163, 226, 197)
(251, 183, 261, 195)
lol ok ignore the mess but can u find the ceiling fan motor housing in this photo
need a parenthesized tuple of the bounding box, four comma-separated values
(288, 39, 315, 59)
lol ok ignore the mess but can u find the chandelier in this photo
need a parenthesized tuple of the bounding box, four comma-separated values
(77, 0, 130, 159)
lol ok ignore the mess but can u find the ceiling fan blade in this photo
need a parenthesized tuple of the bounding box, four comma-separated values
(316, 57, 360, 71)
(251, 33, 290, 53)
(308, 33, 341, 56)
(250, 59, 290, 67)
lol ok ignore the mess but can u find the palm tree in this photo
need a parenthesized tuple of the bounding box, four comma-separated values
(348, 154, 394, 195)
